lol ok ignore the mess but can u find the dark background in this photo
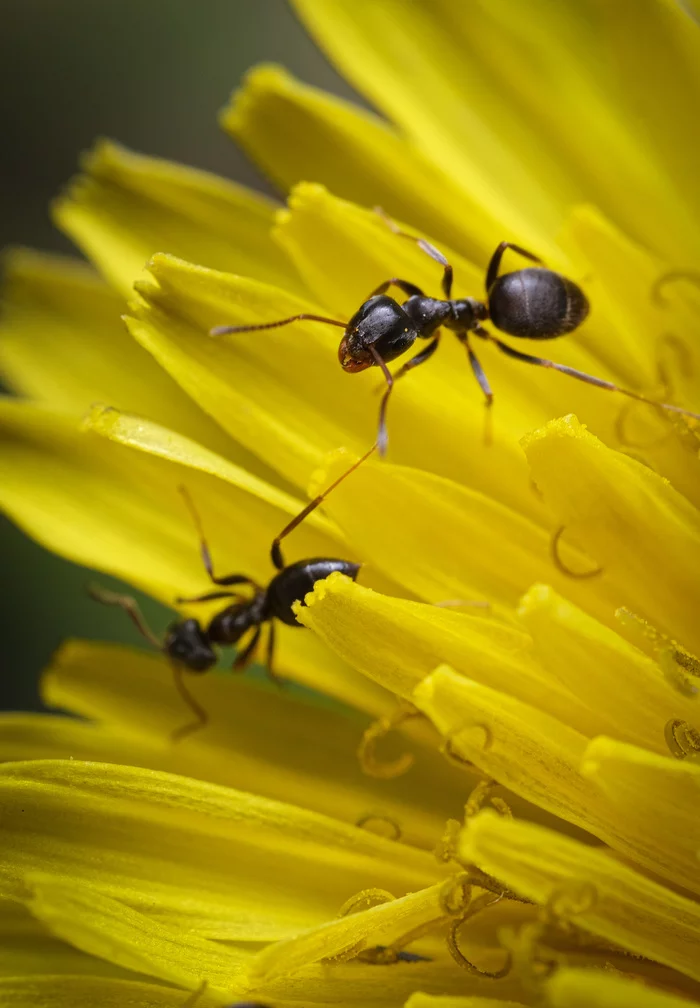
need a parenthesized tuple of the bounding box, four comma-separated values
(0, 0, 359, 710)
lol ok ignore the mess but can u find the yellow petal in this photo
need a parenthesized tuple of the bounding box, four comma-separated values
(252, 882, 443, 982)
(416, 666, 700, 897)
(223, 64, 494, 264)
(405, 997, 528, 1008)
(39, 639, 464, 851)
(291, 1, 570, 255)
(0, 760, 441, 940)
(0, 248, 241, 462)
(0, 897, 139, 982)
(413, 665, 591, 830)
(0, 977, 216, 1008)
(522, 415, 700, 655)
(25, 875, 246, 994)
(581, 737, 700, 896)
(126, 253, 373, 490)
(53, 138, 300, 297)
(294, 574, 595, 735)
(460, 811, 700, 982)
(0, 400, 342, 605)
(313, 451, 620, 622)
(291, 1, 700, 264)
(518, 584, 698, 755)
(546, 967, 700, 1008)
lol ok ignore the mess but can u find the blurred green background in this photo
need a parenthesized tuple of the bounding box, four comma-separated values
(0, 0, 360, 710)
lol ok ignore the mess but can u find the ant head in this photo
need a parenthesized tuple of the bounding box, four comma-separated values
(164, 618, 217, 673)
(207, 598, 263, 646)
(338, 295, 418, 372)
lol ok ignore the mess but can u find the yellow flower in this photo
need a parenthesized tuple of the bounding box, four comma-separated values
(1, 2, 700, 1007)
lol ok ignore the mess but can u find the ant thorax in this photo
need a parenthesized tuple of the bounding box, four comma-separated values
(207, 592, 267, 645)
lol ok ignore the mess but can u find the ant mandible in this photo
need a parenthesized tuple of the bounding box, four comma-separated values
(90, 445, 374, 740)
(212, 215, 700, 454)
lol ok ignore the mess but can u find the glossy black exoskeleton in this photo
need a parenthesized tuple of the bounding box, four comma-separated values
(90, 447, 372, 740)
(212, 219, 699, 453)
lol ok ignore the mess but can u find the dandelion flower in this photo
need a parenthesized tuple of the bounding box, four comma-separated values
(1, 3, 700, 1007)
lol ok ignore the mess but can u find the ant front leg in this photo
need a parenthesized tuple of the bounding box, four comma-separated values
(178, 485, 259, 590)
(455, 330, 494, 445)
(485, 241, 543, 293)
(373, 337, 441, 456)
(375, 207, 454, 298)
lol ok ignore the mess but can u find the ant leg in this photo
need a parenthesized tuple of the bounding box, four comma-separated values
(270, 441, 377, 570)
(486, 241, 543, 293)
(371, 345, 395, 458)
(88, 584, 161, 649)
(233, 625, 262, 670)
(170, 665, 210, 743)
(455, 331, 494, 445)
(478, 330, 700, 421)
(373, 337, 441, 455)
(391, 335, 441, 383)
(264, 622, 283, 685)
(375, 207, 453, 298)
(210, 314, 347, 337)
(178, 485, 259, 589)
(369, 277, 425, 299)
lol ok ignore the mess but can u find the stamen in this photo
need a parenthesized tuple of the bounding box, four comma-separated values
(440, 723, 493, 772)
(337, 889, 395, 917)
(614, 333, 692, 449)
(652, 270, 700, 305)
(355, 813, 402, 842)
(357, 703, 421, 779)
(181, 981, 207, 1007)
(434, 818, 462, 863)
(439, 872, 473, 917)
(550, 526, 603, 579)
(544, 880, 597, 922)
(446, 892, 512, 977)
(464, 777, 511, 819)
(664, 718, 700, 759)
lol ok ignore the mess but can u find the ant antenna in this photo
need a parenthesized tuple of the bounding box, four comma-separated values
(550, 526, 602, 579)
(210, 313, 346, 337)
(270, 442, 377, 570)
(170, 664, 210, 743)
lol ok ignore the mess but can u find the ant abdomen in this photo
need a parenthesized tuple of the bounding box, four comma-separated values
(488, 268, 589, 340)
(267, 558, 361, 625)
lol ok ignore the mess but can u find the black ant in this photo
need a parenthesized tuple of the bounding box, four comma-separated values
(212, 216, 700, 454)
(90, 446, 374, 740)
